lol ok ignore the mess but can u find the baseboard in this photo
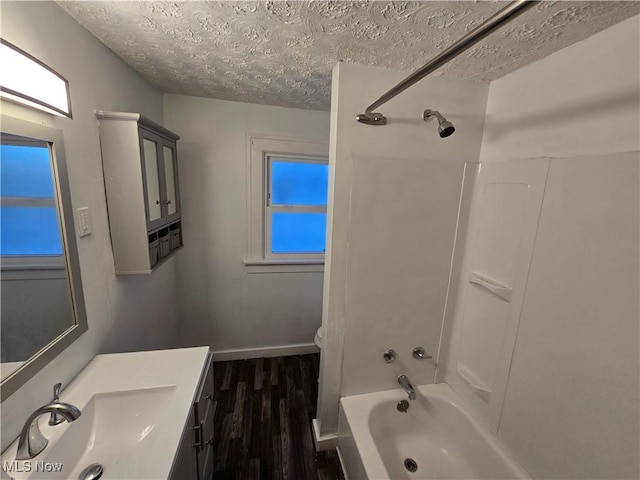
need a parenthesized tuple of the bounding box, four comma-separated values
(312, 418, 338, 451)
(212, 343, 319, 361)
(336, 446, 350, 480)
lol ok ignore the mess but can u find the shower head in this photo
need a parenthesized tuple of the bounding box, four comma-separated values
(422, 109, 455, 138)
(438, 120, 455, 138)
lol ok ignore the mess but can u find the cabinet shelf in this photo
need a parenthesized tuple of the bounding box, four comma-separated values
(96, 111, 183, 275)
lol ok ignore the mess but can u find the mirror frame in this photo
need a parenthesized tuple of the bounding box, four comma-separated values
(1, 114, 88, 401)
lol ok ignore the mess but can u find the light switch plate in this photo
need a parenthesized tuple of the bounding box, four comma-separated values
(76, 206, 92, 237)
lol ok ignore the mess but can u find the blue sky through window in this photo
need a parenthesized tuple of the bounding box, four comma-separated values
(271, 160, 328, 206)
(1, 206, 63, 255)
(1, 144, 55, 198)
(1, 143, 63, 257)
(271, 212, 326, 254)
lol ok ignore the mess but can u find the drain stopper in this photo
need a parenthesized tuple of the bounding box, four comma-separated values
(404, 458, 418, 473)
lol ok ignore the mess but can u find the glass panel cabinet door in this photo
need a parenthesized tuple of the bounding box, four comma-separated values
(142, 138, 162, 222)
(163, 145, 178, 216)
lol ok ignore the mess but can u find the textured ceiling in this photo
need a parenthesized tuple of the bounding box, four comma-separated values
(58, 1, 639, 111)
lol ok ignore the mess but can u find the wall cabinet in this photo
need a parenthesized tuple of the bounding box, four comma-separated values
(96, 111, 183, 274)
(170, 353, 214, 480)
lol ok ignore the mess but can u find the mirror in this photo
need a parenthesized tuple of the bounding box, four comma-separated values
(0, 114, 87, 401)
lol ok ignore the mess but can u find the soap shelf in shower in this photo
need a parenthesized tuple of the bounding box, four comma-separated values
(457, 362, 492, 401)
(469, 272, 512, 302)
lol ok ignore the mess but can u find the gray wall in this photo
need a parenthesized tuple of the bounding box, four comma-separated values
(1, 1, 181, 451)
(163, 95, 330, 356)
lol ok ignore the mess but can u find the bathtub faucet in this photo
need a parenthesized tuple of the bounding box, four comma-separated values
(398, 374, 416, 400)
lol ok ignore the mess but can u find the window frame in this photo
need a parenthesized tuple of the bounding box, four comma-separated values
(265, 154, 328, 260)
(246, 135, 329, 273)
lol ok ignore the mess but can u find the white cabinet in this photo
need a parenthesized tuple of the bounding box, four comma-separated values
(96, 111, 183, 274)
(170, 353, 214, 480)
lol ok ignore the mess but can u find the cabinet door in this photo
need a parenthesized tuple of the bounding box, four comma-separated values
(162, 142, 181, 223)
(139, 128, 166, 231)
(194, 355, 214, 479)
(169, 407, 199, 480)
(200, 444, 214, 480)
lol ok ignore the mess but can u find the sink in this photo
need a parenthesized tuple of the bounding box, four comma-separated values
(5, 385, 176, 479)
(2, 347, 210, 480)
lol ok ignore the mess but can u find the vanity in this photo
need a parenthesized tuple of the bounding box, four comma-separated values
(1, 347, 213, 480)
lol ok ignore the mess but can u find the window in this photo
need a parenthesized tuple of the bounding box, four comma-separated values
(267, 156, 328, 256)
(246, 136, 329, 272)
(0, 137, 65, 269)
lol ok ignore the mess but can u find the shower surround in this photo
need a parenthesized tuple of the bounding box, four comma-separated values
(319, 14, 639, 480)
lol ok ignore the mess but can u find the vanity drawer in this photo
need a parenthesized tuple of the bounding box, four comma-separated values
(196, 354, 213, 410)
(194, 354, 214, 451)
(199, 403, 214, 478)
(193, 354, 214, 480)
(200, 399, 214, 449)
(169, 402, 198, 480)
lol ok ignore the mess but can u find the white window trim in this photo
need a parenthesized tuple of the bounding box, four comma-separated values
(245, 135, 329, 273)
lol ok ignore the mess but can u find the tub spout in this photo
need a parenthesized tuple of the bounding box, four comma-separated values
(398, 374, 416, 400)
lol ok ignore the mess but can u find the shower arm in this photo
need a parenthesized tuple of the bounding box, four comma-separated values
(356, 0, 537, 125)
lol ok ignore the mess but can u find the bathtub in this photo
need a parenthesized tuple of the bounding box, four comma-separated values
(338, 383, 529, 480)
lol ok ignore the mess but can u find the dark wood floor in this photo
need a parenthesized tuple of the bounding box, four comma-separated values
(211, 354, 344, 480)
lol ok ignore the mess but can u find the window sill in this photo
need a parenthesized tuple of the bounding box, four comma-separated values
(244, 258, 324, 274)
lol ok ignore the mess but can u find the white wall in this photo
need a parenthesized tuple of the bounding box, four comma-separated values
(444, 15, 639, 479)
(317, 62, 488, 437)
(1, 1, 181, 451)
(163, 95, 330, 356)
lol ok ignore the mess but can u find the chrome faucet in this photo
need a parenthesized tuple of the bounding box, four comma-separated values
(49, 383, 64, 426)
(16, 402, 81, 460)
(398, 374, 416, 400)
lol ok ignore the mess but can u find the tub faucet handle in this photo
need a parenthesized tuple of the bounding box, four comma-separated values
(383, 349, 397, 363)
(412, 347, 432, 360)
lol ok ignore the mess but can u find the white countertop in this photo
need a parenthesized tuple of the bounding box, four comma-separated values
(2, 346, 210, 480)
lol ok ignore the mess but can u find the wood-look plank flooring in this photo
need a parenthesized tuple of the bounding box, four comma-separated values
(212, 354, 345, 480)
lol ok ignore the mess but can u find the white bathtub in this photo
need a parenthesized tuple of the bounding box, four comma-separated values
(338, 383, 529, 480)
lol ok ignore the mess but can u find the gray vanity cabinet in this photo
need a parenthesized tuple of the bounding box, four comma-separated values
(171, 407, 199, 480)
(96, 111, 183, 275)
(195, 356, 215, 480)
(170, 353, 214, 480)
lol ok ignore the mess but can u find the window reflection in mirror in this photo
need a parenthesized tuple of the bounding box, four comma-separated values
(0, 116, 87, 400)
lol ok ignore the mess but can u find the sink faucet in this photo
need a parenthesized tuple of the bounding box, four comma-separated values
(398, 374, 416, 400)
(49, 383, 64, 426)
(16, 402, 81, 460)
